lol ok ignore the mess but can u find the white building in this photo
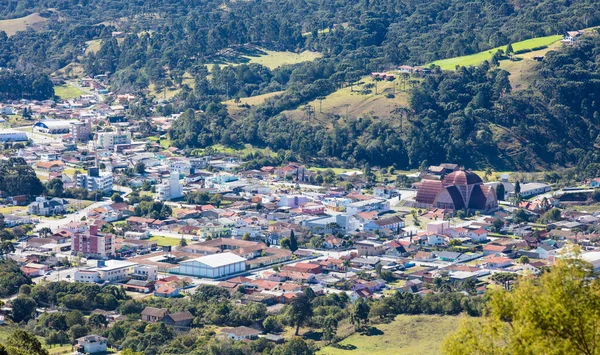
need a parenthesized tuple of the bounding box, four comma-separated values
(96, 127, 131, 150)
(278, 195, 308, 208)
(508, 183, 551, 199)
(345, 198, 390, 229)
(156, 173, 183, 201)
(131, 264, 158, 281)
(0, 129, 28, 142)
(33, 120, 77, 134)
(76, 335, 107, 354)
(74, 269, 101, 283)
(177, 252, 246, 278)
(76, 167, 113, 193)
(95, 260, 138, 282)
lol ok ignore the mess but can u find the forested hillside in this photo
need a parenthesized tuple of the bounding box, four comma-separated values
(1, 0, 600, 170)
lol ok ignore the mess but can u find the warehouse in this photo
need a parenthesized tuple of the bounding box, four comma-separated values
(0, 129, 28, 142)
(33, 120, 77, 134)
(177, 252, 246, 278)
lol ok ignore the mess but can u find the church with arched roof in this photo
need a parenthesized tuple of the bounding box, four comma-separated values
(414, 170, 498, 212)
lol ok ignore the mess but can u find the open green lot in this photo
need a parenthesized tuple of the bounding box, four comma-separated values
(429, 35, 562, 70)
(149, 235, 182, 246)
(318, 314, 459, 355)
(54, 84, 86, 99)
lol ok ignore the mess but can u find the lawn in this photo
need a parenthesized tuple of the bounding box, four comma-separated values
(429, 34, 562, 70)
(54, 84, 86, 99)
(318, 315, 460, 355)
(149, 235, 182, 246)
(0, 205, 27, 214)
(0, 12, 48, 36)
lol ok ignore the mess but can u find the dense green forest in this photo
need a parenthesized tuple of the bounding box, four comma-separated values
(1, 0, 600, 169)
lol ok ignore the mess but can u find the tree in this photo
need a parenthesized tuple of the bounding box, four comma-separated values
(242, 233, 251, 241)
(37, 227, 52, 237)
(46, 178, 64, 197)
(11, 296, 37, 323)
(444, 253, 600, 355)
(179, 237, 187, 247)
(496, 183, 505, 201)
(209, 193, 223, 208)
(518, 255, 530, 264)
(322, 316, 338, 343)
(18, 284, 31, 296)
(351, 298, 370, 330)
(66, 310, 85, 327)
(280, 237, 291, 250)
(135, 162, 146, 175)
(111, 192, 123, 203)
(492, 218, 504, 233)
(287, 293, 313, 335)
(515, 180, 521, 195)
(5, 329, 48, 355)
(272, 337, 314, 355)
(506, 42, 514, 57)
(289, 230, 298, 252)
(87, 313, 108, 328)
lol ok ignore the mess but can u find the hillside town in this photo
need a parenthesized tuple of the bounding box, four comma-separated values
(1, 84, 600, 353)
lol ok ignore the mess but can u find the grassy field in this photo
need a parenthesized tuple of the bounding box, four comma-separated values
(207, 46, 322, 71)
(318, 315, 459, 355)
(193, 143, 277, 158)
(245, 49, 322, 70)
(85, 39, 102, 55)
(430, 35, 562, 70)
(148, 72, 195, 99)
(0, 13, 48, 36)
(54, 84, 86, 99)
(223, 90, 285, 113)
(283, 75, 411, 121)
(149, 235, 182, 246)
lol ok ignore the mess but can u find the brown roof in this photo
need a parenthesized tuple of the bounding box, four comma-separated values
(442, 170, 483, 187)
(415, 180, 443, 205)
(141, 307, 168, 317)
(167, 311, 194, 322)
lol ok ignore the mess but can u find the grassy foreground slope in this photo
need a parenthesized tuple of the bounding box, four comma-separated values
(429, 35, 562, 70)
(318, 315, 459, 355)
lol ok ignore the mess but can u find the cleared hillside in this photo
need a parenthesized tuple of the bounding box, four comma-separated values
(0, 13, 48, 36)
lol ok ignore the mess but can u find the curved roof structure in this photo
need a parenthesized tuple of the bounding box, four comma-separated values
(442, 170, 483, 187)
(415, 180, 443, 205)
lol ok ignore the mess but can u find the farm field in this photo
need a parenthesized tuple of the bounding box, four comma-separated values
(429, 34, 562, 70)
(318, 315, 459, 355)
(0, 13, 48, 36)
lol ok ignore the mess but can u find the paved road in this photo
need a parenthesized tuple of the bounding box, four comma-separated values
(36, 200, 112, 231)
